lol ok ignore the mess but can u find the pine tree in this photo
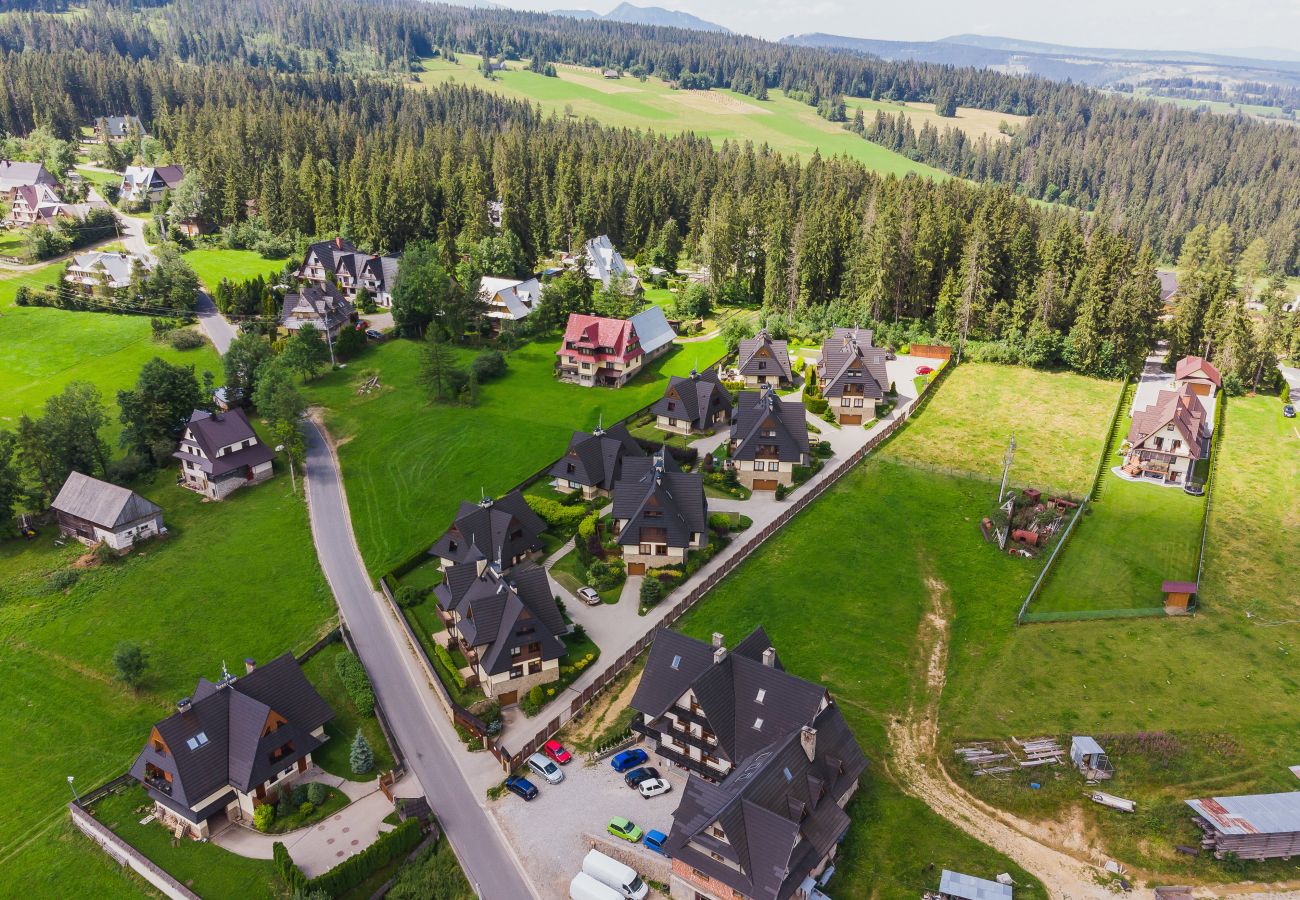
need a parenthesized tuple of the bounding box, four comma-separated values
(350, 729, 375, 775)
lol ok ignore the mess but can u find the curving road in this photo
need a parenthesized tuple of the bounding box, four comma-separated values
(302, 418, 537, 900)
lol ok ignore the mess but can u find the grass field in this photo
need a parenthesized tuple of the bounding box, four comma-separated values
(0, 262, 221, 442)
(0, 227, 28, 258)
(183, 248, 290, 291)
(418, 56, 949, 178)
(300, 641, 398, 780)
(307, 332, 728, 578)
(0, 469, 333, 897)
(843, 97, 1029, 142)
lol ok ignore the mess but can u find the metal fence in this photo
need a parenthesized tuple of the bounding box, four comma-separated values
(69, 801, 201, 900)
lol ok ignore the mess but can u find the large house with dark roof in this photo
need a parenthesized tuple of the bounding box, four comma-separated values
(1122, 383, 1211, 485)
(51, 471, 164, 549)
(281, 282, 356, 340)
(629, 629, 867, 900)
(119, 165, 184, 204)
(612, 446, 708, 575)
(737, 329, 793, 389)
(728, 387, 810, 491)
(94, 115, 146, 142)
(816, 327, 889, 425)
(0, 159, 58, 199)
(653, 368, 733, 435)
(296, 237, 400, 308)
(175, 408, 276, 500)
(129, 653, 335, 839)
(549, 422, 645, 499)
(428, 490, 546, 573)
(434, 554, 566, 704)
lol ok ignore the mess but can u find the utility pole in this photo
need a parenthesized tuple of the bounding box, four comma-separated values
(998, 433, 1017, 503)
(67, 775, 80, 805)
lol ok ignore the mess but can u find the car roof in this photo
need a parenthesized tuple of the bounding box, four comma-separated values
(528, 752, 553, 764)
(611, 816, 630, 826)
(544, 738, 563, 747)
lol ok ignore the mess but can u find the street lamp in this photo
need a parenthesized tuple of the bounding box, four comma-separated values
(67, 775, 80, 804)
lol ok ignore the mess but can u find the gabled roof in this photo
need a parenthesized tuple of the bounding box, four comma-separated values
(1157, 271, 1179, 302)
(331, 247, 400, 293)
(629, 305, 677, 355)
(433, 558, 566, 675)
(818, 327, 888, 400)
(300, 236, 358, 274)
(559, 314, 639, 358)
(0, 159, 57, 189)
(174, 408, 275, 477)
(612, 447, 707, 550)
(122, 165, 184, 191)
(480, 276, 542, 320)
(99, 115, 144, 138)
(281, 282, 354, 331)
(1186, 791, 1300, 837)
(68, 251, 139, 284)
(651, 368, 732, 430)
(582, 234, 631, 287)
(428, 490, 546, 567)
(129, 653, 333, 813)
(548, 423, 645, 490)
(1126, 384, 1210, 458)
(1174, 355, 1222, 388)
(730, 388, 810, 464)
(51, 471, 161, 530)
(737, 330, 793, 381)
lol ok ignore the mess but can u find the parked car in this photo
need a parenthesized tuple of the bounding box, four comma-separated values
(607, 816, 644, 843)
(643, 829, 669, 856)
(543, 738, 572, 765)
(581, 849, 649, 900)
(610, 748, 648, 772)
(885, 346, 897, 361)
(365, 329, 383, 340)
(570, 872, 623, 900)
(577, 586, 602, 606)
(1284, 403, 1296, 418)
(637, 778, 672, 799)
(527, 752, 565, 784)
(915, 365, 934, 376)
(624, 766, 659, 788)
(504, 775, 538, 801)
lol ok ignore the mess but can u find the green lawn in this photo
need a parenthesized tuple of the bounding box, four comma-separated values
(74, 166, 122, 192)
(300, 642, 397, 780)
(419, 56, 949, 178)
(548, 548, 623, 604)
(306, 332, 728, 579)
(0, 469, 333, 896)
(0, 227, 28, 258)
(183, 248, 289, 291)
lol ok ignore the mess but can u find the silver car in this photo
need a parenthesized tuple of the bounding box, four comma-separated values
(577, 586, 602, 606)
(527, 751, 565, 784)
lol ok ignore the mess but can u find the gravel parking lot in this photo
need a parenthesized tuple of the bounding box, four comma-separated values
(489, 746, 683, 898)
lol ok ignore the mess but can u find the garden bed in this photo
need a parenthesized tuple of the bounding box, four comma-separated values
(262, 785, 350, 834)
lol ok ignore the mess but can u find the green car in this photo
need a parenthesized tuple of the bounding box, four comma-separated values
(607, 816, 644, 843)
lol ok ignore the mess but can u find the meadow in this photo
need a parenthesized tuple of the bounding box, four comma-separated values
(183, 248, 290, 292)
(843, 96, 1029, 142)
(418, 55, 950, 178)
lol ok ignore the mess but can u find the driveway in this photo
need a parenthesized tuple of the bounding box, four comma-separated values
(1281, 365, 1300, 404)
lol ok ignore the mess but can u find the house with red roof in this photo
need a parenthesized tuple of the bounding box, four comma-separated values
(556, 307, 676, 387)
(1173, 355, 1222, 398)
(1122, 383, 1211, 485)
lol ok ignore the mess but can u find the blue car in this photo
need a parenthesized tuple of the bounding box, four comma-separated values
(643, 829, 669, 856)
(610, 748, 648, 773)
(1284, 404, 1296, 419)
(504, 775, 538, 801)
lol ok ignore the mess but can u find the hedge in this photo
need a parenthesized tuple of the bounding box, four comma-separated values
(335, 650, 376, 717)
(272, 841, 306, 891)
(307, 818, 424, 897)
(433, 643, 468, 690)
(525, 494, 588, 531)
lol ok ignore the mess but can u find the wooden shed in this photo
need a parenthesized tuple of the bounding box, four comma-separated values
(1187, 792, 1300, 859)
(1162, 580, 1197, 613)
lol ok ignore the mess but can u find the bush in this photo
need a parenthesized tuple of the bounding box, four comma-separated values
(471, 350, 508, 382)
(166, 328, 206, 350)
(106, 452, 152, 483)
(306, 819, 422, 898)
(775, 483, 789, 500)
(298, 801, 315, 817)
(277, 792, 294, 818)
(396, 585, 429, 607)
(307, 781, 327, 806)
(433, 642, 468, 689)
(334, 651, 376, 716)
(253, 233, 293, 259)
(291, 783, 309, 806)
(46, 568, 80, 593)
(255, 804, 276, 833)
(335, 326, 366, 360)
(805, 396, 829, 415)
(813, 440, 833, 458)
(525, 494, 588, 531)
(708, 512, 735, 533)
(273, 840, 306, 889)
(94, 541, 118, 565)
(640, 577, 665, 606)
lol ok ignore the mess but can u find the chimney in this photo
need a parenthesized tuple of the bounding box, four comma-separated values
(800, 725, 817, 762)
(762, 647, 776, 668)
(476, 555, 489, 578)
(713, 646, 727, 665)
(176, 697, 192, 713)
(711, 632, 724, 649)
(244, 658, 256, 675)
(334, 236, 343, 248)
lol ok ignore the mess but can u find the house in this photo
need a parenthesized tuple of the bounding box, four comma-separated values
(479, 276, 542, 330)
(119, 165, 184, 204)
(65, 251, 144, 292)
(296, 237, 401, 308)
(128, 654, 334, 840)
(937, 870, 1014, 900)
(51, 471, 163, 549)
(578, 234, 641, 291)
(281, 282, 356, 340)
(652, 367, 732, 434)
(548, 422, 645, 498)
(729, 386, 810, 490)
(1069, 736, 1112, 780)
(174, 408, 276, 500)
(7, 183, 65, 226)
(629, 305, 677, 360)
(557, 313, 645, 387)
(94, 115, 145, 142)
(817, 327, 889, 425)
(1173, 355, 1222, 398)
(427, 490, 546, 572)
(1187, 791, 1300, 860)
(0, 159, 58, 198)
(433, 553, 566, 705)
(736, 329, 793, 388)
(628, 629, 867, 900)
(1157, 271, 1179, 304)
(1122, 384, 1210, 485)
(486, 200, 504, 229)
(612, 445, 707, 575)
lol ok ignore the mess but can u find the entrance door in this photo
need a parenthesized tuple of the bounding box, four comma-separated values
(498, 690, 518, 706)
(753, 479, 779, 491)
(840, 414, 862, 425)
(627, 562, 646, 576)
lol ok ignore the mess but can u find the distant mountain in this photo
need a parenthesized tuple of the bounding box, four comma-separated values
(1206, 46, 1300, 64)
(551, 3, 730, 33)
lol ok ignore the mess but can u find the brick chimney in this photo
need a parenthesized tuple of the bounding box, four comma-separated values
(711, 632, 724, 648)
(713, 645, 727, 665)
(762, 647, 776, 667)
(800, 725, 817, 762)
(244, 658, 256, 675)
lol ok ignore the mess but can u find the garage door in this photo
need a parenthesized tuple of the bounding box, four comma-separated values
(1187, 382, 1211, 396)
(840, 414, 862, 425)
(627, 562, 646, 576)
(753, 479, 779, 491)
(498, 690, 518, 706)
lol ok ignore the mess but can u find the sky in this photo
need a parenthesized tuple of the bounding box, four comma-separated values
(516, 0, 1300, 54)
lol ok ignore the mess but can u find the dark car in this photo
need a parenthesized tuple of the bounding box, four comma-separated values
(624, 766, 660, 788)
(365, 329, 383, 340)
(504, 775, 538, 801)
(610, 748, 648, 773)
(1284, 404, 1296, 419)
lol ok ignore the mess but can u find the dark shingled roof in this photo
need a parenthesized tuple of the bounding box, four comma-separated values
(818, 327, 888, 400)
(129, 654, 334, 817)
(433, 556, 566, 676)
(612, 447, 707, 550)
(51, 471, 161, 530)
(281, 282, 355, 332)
(651, 368, 733, 431)
(548, 423, 645, 491)
(730, 388, 810, 464)
(737, 330, 793, 382)
(173, 408, 275, 478)
(428, 490, 546, 567)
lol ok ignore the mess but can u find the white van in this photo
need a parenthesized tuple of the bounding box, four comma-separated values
(581, 849, 649, 900)
(527, 751, 564, 784)
(570, 871, 624, 900)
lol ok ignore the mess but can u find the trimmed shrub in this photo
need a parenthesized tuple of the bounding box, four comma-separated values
(291, 783, 309, 806)
(775, 483, 789, 500)
(335, 650, 376, 717)
(640, 577, 665, 607)
(396, 585, 429, 607)
(813, 440, 832, 458)
(433, 642, 468, 689)
(166, 328, 206, 350)
(298, 801, 315, 817)
(273, 841, 306, 890)
(307, 781, 327, 806)
(255, 804, 276, 833)
(306, 819, 423, 898)
(525, 494, 588, 531)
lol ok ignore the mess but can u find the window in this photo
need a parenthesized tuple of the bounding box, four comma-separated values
(566, 463, 576, 474)
(1172, 440, 1182, 451)
(185, 732, 209, 751)
(692, 868, 711, 881)
(667, 401, 676, 411)
(755, 689, 766, 704)
(853, 398, 864, 407)
(528, 660, 542, 675)
(510, 666, 524, 679)
(710, 851, 725, 862)
(670, 654, 682, 670)
(710, 825, 726, 840)
(640, 543, 653, 555)
(758, 360, 766, 370)
(753, 717, 764, 730)
(841, 397, 851, 407)
(752, 461, 764, 471)
(511, 646, 521, 656)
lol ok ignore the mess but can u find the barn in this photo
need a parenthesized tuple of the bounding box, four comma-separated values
(1186, 792, 1300, 859)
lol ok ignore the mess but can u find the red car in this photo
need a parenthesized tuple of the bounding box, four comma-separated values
(915, 365, 934, 376)
(543, 739, 572, 765)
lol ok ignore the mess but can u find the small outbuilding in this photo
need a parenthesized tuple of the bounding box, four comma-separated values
(1162, 580, 1197, 613)
(937, 869, 1012, 900)
(51, 471, 164, 550)
(1186, 791, 1300, 860)
(1070, 736, 1113, 781)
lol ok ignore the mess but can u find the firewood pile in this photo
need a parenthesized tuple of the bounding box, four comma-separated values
(356, 374, 381, 395)
(954, 736, 1065, 776)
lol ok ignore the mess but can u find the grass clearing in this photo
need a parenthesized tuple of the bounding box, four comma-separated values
(843, 97, 1029, 142)
(301, 641, 397, 780)
(183, 248, 289, 291)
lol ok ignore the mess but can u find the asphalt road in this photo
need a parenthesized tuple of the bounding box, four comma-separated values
(302, 419, 538, 900)
(195, 289, 238, 354)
